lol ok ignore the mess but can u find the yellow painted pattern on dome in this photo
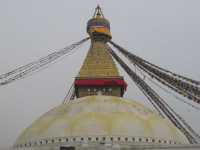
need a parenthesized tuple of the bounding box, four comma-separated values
(16, 96, 189, 145)
(78, 41, 119, 78)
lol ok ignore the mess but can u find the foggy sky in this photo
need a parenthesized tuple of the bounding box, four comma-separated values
(0, 0, 200, 147)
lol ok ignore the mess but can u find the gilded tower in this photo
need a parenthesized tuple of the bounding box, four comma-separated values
(74, 6, 127, 98)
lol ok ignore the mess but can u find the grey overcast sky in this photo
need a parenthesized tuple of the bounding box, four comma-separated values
(0, 0, 200, 147)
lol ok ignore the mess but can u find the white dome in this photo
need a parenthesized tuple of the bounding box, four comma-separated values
(14, 96, 188, 148)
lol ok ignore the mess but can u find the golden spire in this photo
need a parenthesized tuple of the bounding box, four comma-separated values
(75, 6, 126, 98)
(78, 41, 119, 78)
(79, 6, 118, 78)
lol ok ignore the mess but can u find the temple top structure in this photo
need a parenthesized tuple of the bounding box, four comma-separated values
(75, 6, 127, 98)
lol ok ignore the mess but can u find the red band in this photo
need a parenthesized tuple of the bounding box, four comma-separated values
(75, 79, 127, 90)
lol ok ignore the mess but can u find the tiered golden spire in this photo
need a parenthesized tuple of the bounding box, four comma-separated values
(78, 41, 119, 78)
(79, 5, 119, 78)
(75, 6, 126, 98)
